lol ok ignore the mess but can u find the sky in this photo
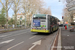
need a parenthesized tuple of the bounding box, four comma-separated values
(44, 0, 66, 20)
(0, 0, 66, 20)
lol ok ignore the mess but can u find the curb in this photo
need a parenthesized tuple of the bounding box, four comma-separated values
(51, 29, 59, 50)
(0, 27, 30, 34)
(50, 28, 62, 50)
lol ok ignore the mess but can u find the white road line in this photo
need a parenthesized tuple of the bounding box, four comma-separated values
(0, 28, 30, 37)
(29, 40, 41, 50)
(3, 33, 25, 39)
(29, 44, 36, 50)
(29, 36, 36, 39)
(0, 39, 14, 44)
(57, 28, 62, 50)
(3, 32, 30, 39)
(7, 41, 24, 50)
(0, 34, 12, 37)
(0, 35, 8, 37)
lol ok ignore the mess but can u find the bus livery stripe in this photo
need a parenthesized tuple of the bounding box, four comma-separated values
(31, 29, 49, 33)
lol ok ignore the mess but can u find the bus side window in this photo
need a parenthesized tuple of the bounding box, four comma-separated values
(52, 17, 54, 24)
(50, 16, 52, 25)
(49, 15, 51, 24)
(48, 15, 50, 25)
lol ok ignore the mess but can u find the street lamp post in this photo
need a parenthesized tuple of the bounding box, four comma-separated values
(62, 16, 64, 27)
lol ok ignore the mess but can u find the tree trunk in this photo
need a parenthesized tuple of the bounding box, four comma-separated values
(14, 4, 17, 28)
(15, 10, 17, 28)
(6, 1, 8, 29)
(24, 14, 26, 28)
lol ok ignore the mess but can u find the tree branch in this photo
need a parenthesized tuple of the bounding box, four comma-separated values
(8, 1, 13, 11)
(0, 0, 5, 8)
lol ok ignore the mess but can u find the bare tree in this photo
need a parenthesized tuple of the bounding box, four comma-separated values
(70, 11, 73, 22)
(21, 0, 30, 27)
(40, 7, 52, 15)
(62, 8, 72, 23)
(12, 0, 21, 27)
(0, 0, 13, 28)
(22, 0, 45, 27)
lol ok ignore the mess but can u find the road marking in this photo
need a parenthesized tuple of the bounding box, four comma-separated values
(0, 34, 14, 37)
(29, 40, 41, 50)
(67, 35, 69, 36)
(29, 36, 36, 39)
(0, 34, 12, 37)
(3, 32, 30, 39)
(0, 29, 30, 37)
(57, 28, 62, 50)
(7, 41, 24, 50)
(0, 35, 8, 37)
(0, 39, 14, 44)
(3, 33, 25, 39)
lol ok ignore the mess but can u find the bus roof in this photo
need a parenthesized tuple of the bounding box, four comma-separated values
(33, 14, 46, 17)
(33, 14, 59, 20)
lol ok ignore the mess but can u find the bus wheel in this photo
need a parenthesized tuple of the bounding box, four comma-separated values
(37, 32, 41, 34)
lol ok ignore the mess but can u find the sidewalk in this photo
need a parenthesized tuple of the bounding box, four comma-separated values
(61, 27, 75, 50)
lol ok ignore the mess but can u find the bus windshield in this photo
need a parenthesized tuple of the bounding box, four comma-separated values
(33, 14, 46, 19)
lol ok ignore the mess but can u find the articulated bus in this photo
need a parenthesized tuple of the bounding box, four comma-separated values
(31, 14, 59, 33)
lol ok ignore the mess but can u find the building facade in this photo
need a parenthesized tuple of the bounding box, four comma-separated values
(12, 13, 32, 25)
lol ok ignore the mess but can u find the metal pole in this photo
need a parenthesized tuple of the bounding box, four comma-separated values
(63, 18, 64, 27)
(59, 0, 60, 2)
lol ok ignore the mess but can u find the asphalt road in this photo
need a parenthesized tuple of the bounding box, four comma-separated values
(0, 28, 58, 50)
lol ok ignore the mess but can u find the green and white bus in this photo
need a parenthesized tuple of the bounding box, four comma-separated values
(31, 14, 59, 33)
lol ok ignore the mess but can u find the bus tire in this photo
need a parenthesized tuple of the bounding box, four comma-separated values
(51, 28, 53, 33)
